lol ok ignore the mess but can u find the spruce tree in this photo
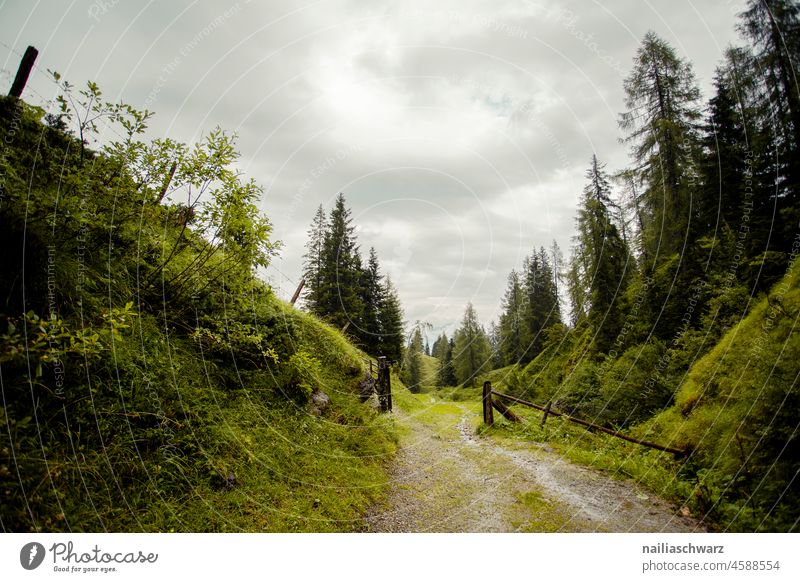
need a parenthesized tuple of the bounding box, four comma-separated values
(620, 31, 702, 263)
(318, 193, 364, 331)
(572, 156, 631, 353)
(488, 321, 504, 370)
(301, 204, 328, 313)
(737, 1, 800, 274)
(358, 247, 384, 353)
(498, 269, 527, 365)
(453, 302, 491, 387)
(377, 277, 404, 362)
(431, 332, 448, 361)
(520, 248, 561, 362)
(402, 326, 425, 392)
(437, 337, 458, 387)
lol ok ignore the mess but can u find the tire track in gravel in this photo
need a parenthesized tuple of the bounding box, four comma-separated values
(364, 397, 705, 533)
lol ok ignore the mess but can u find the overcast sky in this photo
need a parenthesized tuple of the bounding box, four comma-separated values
(1, 0, 747, 340)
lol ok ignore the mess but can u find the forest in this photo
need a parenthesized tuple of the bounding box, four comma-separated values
(1, 0, 798, 534)
(301, 1, 799, 531)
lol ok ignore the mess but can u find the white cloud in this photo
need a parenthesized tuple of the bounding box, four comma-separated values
(0, 0, 747, 330)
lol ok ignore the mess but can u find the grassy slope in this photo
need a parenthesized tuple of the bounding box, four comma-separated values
(476, 266, 800, 531)
(0, 96, 397, 532)
(645, 263, 800, 530)
(2, 295, 398, 532)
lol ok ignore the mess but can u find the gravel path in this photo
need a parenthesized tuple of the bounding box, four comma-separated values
(364, 399, 705, 533)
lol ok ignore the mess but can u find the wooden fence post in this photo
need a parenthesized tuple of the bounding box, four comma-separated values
(386, 364, 392, 412)
(290, 278, 306, 306)
(482, 381, 494, 426)
(540, 400, 552, 428)
(9, 46, 38, 99)
(377, 357, 391, 412)
(492, 398, 521, 423)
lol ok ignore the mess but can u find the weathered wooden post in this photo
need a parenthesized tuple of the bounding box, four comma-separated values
(156, 161, 178, 203)
(540, 400, 552, 428)
(492, 398, 521, 423)
(9, 45, 38, 98)
(482, 381, 494, 426)
(386, 363, 392, 412)
(290, 278, 306, 306)
(377, 356, 391, 412)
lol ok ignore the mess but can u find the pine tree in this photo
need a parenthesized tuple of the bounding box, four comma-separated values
(437, 337, 458, 387)
(620, 31, 702, 263)
(377, 277, 404, 362)
(550, 239, 564, 301)
(498, 269, 527, 365)
(402, 326, 425, 392)
(318, 193, 364, 331)
(488, 321, 504, 369)
(301, 204, 328, 313)
(572, 156, 631, 353)
(431, 332, 448, 361)
(453, 302, 491, 387)
(358, 247, 384, 353)
(520, 248, 561, 361)
(739, 0, 800, 162)
(737, 1, 800, 273)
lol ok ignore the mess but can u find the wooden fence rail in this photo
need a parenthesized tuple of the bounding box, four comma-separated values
(484, 383, 687, 458)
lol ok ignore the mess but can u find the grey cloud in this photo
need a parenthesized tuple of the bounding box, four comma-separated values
(0, 0, 746, 331)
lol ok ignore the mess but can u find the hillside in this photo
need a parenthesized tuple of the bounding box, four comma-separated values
(646, 263, 800, 531)
(0, 94, 396, 532)
(469, 266, 799, 532)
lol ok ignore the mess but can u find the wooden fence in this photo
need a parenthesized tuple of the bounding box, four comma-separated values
(482, 381, 687, 458)
(361, 356, 392, 412)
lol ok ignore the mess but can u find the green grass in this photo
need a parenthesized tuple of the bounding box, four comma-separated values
(1, 297, 399, 532)
(476, 363, 521, 388)
(419, 354, 440, 392)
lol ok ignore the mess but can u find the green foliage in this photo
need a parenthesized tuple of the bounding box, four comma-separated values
(1, 304, 134, 371)
(436, 336, 458, 387)
(301, 197, 404, 359)
(0, 84, 395, 533)
(646, 266, 800, 531)
(401, 326, 425, 392)
(453, 303, 491, 387)
(570, 156, 631, 352)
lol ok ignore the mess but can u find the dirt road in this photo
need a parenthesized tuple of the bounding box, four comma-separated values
(364, 395, 704, 533)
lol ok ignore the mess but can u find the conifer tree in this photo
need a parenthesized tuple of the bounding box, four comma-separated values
(488, 321, 504, 370)
(620, 31, 702, 262)
(453, 302, 491, 387)
(520, 248, 561, 361)
(572, 156, 631, 353)
(431, 332, 448, 361)
(318, 193, 364, 330)
(437, 337, 458, 386)
(301, 204, 328, 313)
(498, 269, 527, 365)
(736, 1, 800, 271)
(377, 277, 404, 362)
(402, 326, 425, 392)
(358, 247, 384, 353)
